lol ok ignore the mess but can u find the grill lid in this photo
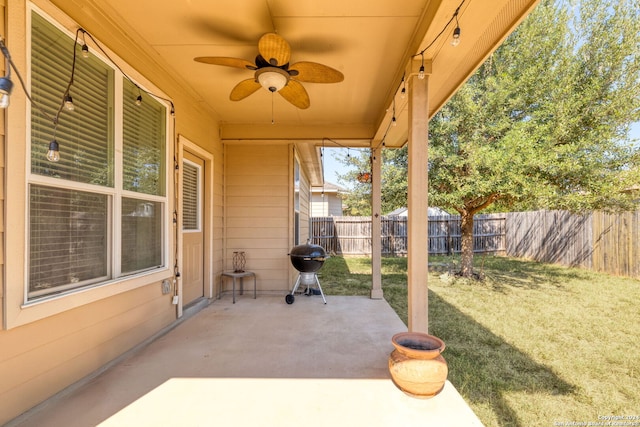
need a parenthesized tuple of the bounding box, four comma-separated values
(289, 242, 327, 273)
(289, 243, 327, 259)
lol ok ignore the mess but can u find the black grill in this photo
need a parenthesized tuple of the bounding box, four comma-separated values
(286, 242, 328, 304)
(289, 243, 327, 273)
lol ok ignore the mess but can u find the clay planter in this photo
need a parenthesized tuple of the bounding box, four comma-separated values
(388, 332, 448, 399)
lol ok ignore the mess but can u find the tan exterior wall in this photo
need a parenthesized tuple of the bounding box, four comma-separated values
(224, 143, 291, 291)
(0, 0, 223, 423)
(223, 143, 314, 293)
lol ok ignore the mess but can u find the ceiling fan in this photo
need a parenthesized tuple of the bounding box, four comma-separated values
(194, 33, 344, 109)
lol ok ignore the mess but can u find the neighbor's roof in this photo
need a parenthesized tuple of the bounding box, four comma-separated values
(311, 182, 349, 194)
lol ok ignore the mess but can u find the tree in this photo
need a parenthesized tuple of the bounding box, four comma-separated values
(334, 147, 409, 216)
(428, 0, 640, 277)
(334, 148, 373, 216)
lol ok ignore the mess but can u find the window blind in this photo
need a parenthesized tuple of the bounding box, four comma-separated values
(123, 79, 166, 196)
(182, 161, 199, 231)
(30, 12, 114, 187)
(29, 185, 109, 298)
(121, 197, 162, 274)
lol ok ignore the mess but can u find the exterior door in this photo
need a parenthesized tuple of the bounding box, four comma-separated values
(182, 151, 205, 306)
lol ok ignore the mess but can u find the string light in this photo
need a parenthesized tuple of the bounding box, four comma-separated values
(0, 39, 14, 108)
(382, 0, 465, 134)
(2, 16, 182, 286)
(81, 30, 90, 58)
(392, 98, 397, 126)
(451, 10, 461, 46)
(413, 0, 466, 60)
(46, 139, 60, 162)
(0, 26, 176, 162)
(63, 94, 75, 111)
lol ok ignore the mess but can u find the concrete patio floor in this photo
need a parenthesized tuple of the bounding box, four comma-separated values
(10, 294, 484, 426)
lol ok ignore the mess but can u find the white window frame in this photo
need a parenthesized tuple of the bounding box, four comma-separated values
(4, 4, 173, 326)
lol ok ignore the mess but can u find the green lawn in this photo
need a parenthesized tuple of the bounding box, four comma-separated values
(317, 255, 640, 427)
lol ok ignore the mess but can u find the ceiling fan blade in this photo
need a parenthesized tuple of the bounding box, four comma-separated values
(230, 79, 262, 101)
(194, 57, 257, 70)
(258, 33, 291, 66)
(279, 80, 310, 109)
(289, 61, 344, 83)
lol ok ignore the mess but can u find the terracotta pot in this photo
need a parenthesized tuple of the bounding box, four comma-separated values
(388, 332, 448, 398)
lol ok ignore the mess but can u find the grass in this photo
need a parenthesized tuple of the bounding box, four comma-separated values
(317, 255, 640, 427)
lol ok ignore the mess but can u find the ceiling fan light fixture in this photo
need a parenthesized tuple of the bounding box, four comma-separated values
(256, 67, 289, 93)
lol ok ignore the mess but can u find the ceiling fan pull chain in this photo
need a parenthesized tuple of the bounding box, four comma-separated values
(271, 92, 275, 125)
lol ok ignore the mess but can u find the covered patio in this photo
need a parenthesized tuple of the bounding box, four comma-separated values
(9, 295, 482, 426)
(1, 0, 541, 423)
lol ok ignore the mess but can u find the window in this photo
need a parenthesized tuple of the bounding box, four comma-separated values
(27, 11, 169, 300)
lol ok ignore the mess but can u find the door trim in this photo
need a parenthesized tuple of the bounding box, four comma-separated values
(177, 135, 214, 318)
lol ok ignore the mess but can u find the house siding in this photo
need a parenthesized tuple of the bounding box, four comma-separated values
(311, 193, 343, 217)
(0, 1, 224, 423)
(224, 144, 291, 291)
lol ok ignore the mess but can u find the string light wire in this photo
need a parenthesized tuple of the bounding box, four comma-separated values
(1, 26, 181, 283)
(376, 0, 467, 145)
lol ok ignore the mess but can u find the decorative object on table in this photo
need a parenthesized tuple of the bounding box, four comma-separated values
(388, 332, 448, 399)
(232, 251, 245, 273)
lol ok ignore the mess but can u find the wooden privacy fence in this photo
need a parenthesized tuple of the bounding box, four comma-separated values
(312, 209, 639, 279)
(506, 210, 640, 279)
(311, 214, 506, 256)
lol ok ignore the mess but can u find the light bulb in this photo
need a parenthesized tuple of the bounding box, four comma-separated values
(400, 87, 406, 99)
(81, 44, 89, 58)
(418, 65, 425, 80)
(0, 93, 9, 108)
(47, 140, 60, 162)
(392, 116, 397, 127)
(451, 27, 461, 47)
(64, 95, 75, 111)
(136, 94, 142, 106)
(0, 76, 13, 108)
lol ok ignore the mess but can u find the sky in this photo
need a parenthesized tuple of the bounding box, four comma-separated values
(321, 147, 357, 188)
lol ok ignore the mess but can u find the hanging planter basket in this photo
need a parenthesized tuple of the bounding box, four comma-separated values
(357, 172, 372, 183)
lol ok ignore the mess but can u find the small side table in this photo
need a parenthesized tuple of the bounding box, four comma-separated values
(220, 271, 256, 304)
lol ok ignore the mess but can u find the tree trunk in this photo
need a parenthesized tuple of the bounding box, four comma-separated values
(459, 211, 474, 277)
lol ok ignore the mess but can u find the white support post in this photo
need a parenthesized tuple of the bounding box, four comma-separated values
(371, 145, 383, 299)
(407, 67, 430, 333)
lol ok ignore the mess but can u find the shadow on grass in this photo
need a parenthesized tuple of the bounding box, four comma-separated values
(320, 256, 576, 426)
(429, 290, 575, 427)
(434, 255, 592, 291)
